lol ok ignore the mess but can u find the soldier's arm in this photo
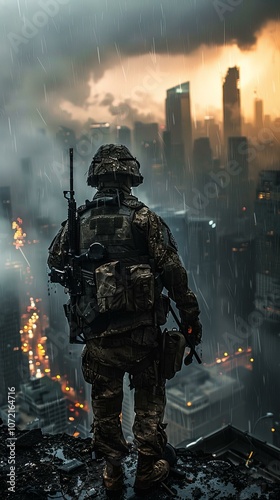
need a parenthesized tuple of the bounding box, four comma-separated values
(47, 221, 69, 270)
(134, 207, 202, 343)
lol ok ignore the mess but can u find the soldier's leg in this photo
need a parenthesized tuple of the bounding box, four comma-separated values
(132, 362, 169, 490)
(91, 372, 129, 461)
(133, 362, 167, 457)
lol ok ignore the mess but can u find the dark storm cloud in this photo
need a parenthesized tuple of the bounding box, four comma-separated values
(100, 93, 115, 107)
(109, 98, 160, 124)
(1, 0, 280, 115)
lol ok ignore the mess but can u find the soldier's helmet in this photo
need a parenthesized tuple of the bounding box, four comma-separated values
(87, 144, 143, 187)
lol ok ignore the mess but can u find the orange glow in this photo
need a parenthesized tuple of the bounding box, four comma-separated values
(12, 218, 26, 249)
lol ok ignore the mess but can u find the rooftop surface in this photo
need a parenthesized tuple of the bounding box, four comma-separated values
(1, 422, 280, 499)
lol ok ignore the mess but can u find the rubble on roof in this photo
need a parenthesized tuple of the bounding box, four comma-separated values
(1, 422, 280, 499)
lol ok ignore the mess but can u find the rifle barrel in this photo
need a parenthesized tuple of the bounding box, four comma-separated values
(70, 147, 74, 193)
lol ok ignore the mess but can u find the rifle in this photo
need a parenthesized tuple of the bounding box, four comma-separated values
(49, 148, 84, 343)
(63, 148, 84, 343)
(49, 149, 106, 344)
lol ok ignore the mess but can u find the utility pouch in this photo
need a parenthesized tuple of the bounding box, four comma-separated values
(81, 346, 96, 383)
(95, 261, 154, 313)
(161, 328, 186, 380)
(63, 300, 86, 344)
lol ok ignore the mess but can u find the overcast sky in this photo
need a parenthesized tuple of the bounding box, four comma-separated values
(0, 0, 280, 222)
(1, 0, 280, 128)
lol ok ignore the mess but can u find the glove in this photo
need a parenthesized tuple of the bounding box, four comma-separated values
(181, 318, 202, 346)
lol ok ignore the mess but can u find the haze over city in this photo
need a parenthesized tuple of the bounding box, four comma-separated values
(1, 0, 280, 483)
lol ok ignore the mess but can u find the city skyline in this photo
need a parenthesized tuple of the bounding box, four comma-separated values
(61, 29, 280, 131)
(0, 1, 279, 139)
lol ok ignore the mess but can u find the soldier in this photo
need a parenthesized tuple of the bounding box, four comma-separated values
(48, 144, 202, 493)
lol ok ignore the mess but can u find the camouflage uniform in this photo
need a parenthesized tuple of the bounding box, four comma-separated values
(47, 145, 201, 468)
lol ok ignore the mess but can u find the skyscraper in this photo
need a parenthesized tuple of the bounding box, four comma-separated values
(254, 170, 280, 324)
(0, 186, 12, 221)
(133, 121, 159, 165)
(0, 186, 13, 249)
(116, 125, 131, 149)
(165, 82, 192, 180)
(254, 98, 264, 130)
(193, 137, 213, 189)
(227, 136, 248, 183)
(0, 265, 27, 397)
(223, 67, 241, 150)
(227, 136, 250, 215)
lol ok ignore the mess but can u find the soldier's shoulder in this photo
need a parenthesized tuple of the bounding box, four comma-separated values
(152, 213, 178, 252)
(122, 195, 144, 210)
(133, 204, 157, 226)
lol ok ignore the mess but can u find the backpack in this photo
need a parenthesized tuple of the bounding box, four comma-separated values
(73, 194, 156, 335)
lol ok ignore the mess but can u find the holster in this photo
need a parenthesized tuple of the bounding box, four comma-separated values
(160, 328, 186, 380)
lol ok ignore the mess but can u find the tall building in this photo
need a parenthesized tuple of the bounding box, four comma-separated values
(19, 376, 67, 434)
(223, 67, 241, 150)
(0, 186, 13, 249)
(89, 122, 114, 155)
(254, 98, 264, 130)
(133, 121, 158, 145)
(165, 82, 192, 180)
(227, 136, 250, 215)
(116, 125, 131, 149)
(193, 137, 213, 190)
(204, 116, 222, 159)
(0, 265, 27, 398)
(133, 121, 161, 201)
(133, 122, 159, 164)
(252, 171, 280, 421)
(218, 235, 256, 319)
(254, 170, 280, 324)
(0, 186, 12, 221)
(227, 136, 248, 181)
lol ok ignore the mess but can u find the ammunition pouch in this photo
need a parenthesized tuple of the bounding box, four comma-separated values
(95, 261, 154, 313)
(161, 328, 186, 380)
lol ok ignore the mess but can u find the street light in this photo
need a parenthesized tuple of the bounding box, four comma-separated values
(253, 412, 274, 435)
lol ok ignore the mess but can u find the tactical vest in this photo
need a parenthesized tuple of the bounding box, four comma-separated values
(75, 195, 155, 333)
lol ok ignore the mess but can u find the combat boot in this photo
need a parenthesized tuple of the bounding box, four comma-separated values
(134, 453, 170, 491)
(103, 459, 123, 492)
